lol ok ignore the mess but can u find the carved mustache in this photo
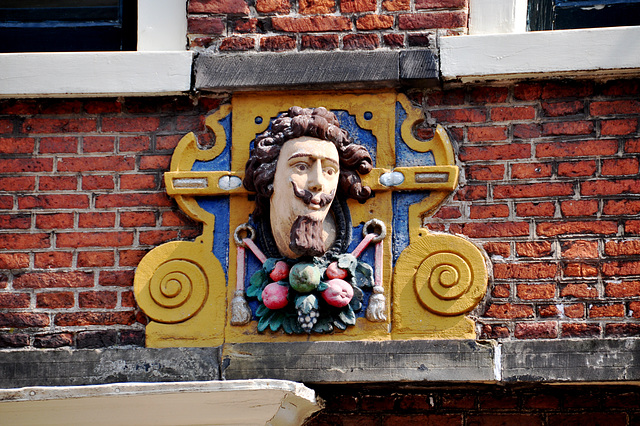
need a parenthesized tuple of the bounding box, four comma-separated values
(291, 181, 335, 208)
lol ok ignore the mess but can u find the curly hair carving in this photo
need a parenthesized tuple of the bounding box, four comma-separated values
(243, 106, 373, 218)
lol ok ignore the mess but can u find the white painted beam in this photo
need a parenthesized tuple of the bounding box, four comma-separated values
(0, 51, 194, 97)
(440, 26, 640, 82)
(138, 0, 188, 51)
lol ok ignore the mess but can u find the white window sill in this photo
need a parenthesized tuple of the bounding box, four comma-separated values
(440, 26, 640, 82)
(0, 51, 194, 97)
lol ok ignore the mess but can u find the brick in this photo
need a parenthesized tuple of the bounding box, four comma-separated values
(603, 260, 640, 276)
(450, 222, 529, 238)
(602, 158, 639, 176)
(564, 262, 598, 277)
(0, 137, 35, 154)
(0, 194, 15, 209)
(34, 252, 73, 269)
(631, 301, 640, 318)
(517, 284, 555, 300)
(606, 281, 640, 297)
(0, 333, 29, 348)
(494, 263, 557, 279)
(139, 230, 179, 245)
(542, 81, 594, 99)
(536, 140, 617, 158)
(0, 100, 39, 115)
(341, 0, 376, 13)
(516, 202, 555, 217)
(82, 175, 114, 190)
(383, 0, 410, 10)
(514, 321, 557, 339)
(557, 160, 596, 177)
(121, 211, 156, 227)
(83, 136, 115, 153)
(562, 323, 601, 337)
(99, 270, 135, 287)
(484, 303, 534, 319)
(469, 204, 509, 219)
(494, 182, 572, 199)
(625, 138, 640, 153)
(601, 118, 638, 136)
(356, 14, 394, 30)
(537, 221, 617, 237)
(232, 18, 259, 34)
(524, 394, 560, 409)
(299, 0, 335, 14)
(0, 233, 50, 250)
(591, 99, 640, 116)
(470, 87, 508, 104)
(119, 136, 150, 152)
(481, 324, 510, 339)
(454, 185, 487, 201)
(541, 101, 584, 117)
(120, 330, 145, 346)
(516, 241, 552, 257)
(430, 108, 486, 124)
(55, 311, 136, 326)
(433, 206, 461, 219)
(491, 106, 535, 122)
(0, 293, 30, 308)
(600, 79, 640, 96)
(605, 240, 640, 256)
(35, 213, 74, 229)
(383, 415, 460, 426)
(0, 158, 53, 173)
(426, 89, 465, 106)
(156, 135, 182, 150)
(0, 313, 49, 328)
(79, 291, 117, 309)
(260, 35, 296, 51)
(514, 83, 542, 100)
(33, 333, 73, 348)
(22, 118, 96, 133)
(469, 414, 543, 425)
(484, 242, 510, 258)
(255, 0, 290, 13)
(272, 16, 351, 32)
(101, 117, 160, 133)
(511, 163, 552, 179)
(460, 144, 530, 162)
(0, 176, 35, 191)
(0, 214, 30, 229)
(560, 199, 598, 217)
(343, 34, 380, 50)
(539, 305, 560, 317)
(39, 136, 77, 154)
(77, 251, 115, 267)
(36, 292, 74, 309)
(361, 395, 396, 411)
(0, 253, 29, 269)
(78, 212, 116, 228)
(604, 392, 640, 409)
(564, 303, 585, 318)
(561, 283, 598, 298)
(416, 0, 467, 7)
(467, 126, 508, 142)
(95, 193, 172, 208)
(492, 284, 510, 298)
(542, 121, 594, 136)
(407, 33, 432, 47)
(301, 34, 339, 50)
(188, 17, 225, 35)
(627, 220, 640, 234)
(13, 271, 93, 289)
(221, 36, 256, 51)
(589, 304, 625, 318)
(0, 119, 12, 134)
(57, 232, 133, 248)
(76, 330, 117, 349)
(121, 291, 136, 308)
(39, 176, 77, 191)
(39, 99, 83, 114)
(188, 0, 249, 13)
(582, 179, 640, 196)
(398, 11, 467, 29)
(467, 164, 504, 181)
(606, 323, 640, 337)
(513, 123, 541, 139)
(58, 155, 135, 172)
(562, 240, 598, 258)
(84, 99, 121, 114)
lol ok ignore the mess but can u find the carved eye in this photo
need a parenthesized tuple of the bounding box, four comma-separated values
(324, 167, 336, 176)
(294, 163, 308, 172)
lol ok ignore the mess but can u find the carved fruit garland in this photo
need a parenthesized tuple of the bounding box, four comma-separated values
(245, 255, 373, 334)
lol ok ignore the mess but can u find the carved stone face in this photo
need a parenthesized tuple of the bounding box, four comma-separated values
(270, 136, 340, 259)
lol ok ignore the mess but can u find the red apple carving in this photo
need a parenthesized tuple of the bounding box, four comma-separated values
(262, 282, 288, 310)
(321, 279, 354, 308)
(325, 261, 348, 280)
(269, 261, 290, 282)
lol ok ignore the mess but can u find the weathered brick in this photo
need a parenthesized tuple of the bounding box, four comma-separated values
(450, 222, 529, 238)
(0, 313, 49, 328)
(536, 140, 617, 158)
(398, 11, 467, 29)
(560, 199, 598, 217)
(467, 126, 508, 142)
(492, 284, 510, 298)
(605, 240, 640, 256)
(516, 241, 552, 258)
(430, 108, 486, 124)
(35, 213, 73, 230)
(481, 324, 510, 339)
(564, 262, 598, 277)
(95, 193, 172, 208)
(119, 250, 147, 267)
(84, 99, 121, 114)
(82, 175, 114, 190)
(0, 158, 53, 173)
(0, 333, 29, 348)
(0, 176, 35, 191)
(516, 202, 555, 217)
(39, 136, 77, 154)
(34, 252, 73, 269)
(561, 323, 601, 337)
(484, 303, 534, 319)
(57, 232, 133, 248)
(78, 212, 116, 229)
(255, 0, 290, 13)
(494, 183, 572, 199)
(0, 233, 50, 250)
(477, 395, 519, 410)
(517, 284, 555, 300)
(491, 106, 535, 122)
(469, 204, 509, 219)
(383, 414, 461, 426)
(383, 0, 410, 10)
(542, 121, 594, 136)
(460, 144, 530, 162)
(77, 330, 118, 349)
(79, 291, 117, 309)
(55, 311, 136, 326)
(139, 230, 179, 245)
(625, 138, 640, 153)
(606, 281, 640, 297)
(591, 99, 640, 116)
(341, 0, 376, 13)
(260, 35, 296, 51)
(299, 0, 335, 14)
(511, 163, 552, 179)
(99, 270, 135, 287)
(542, 81, 594, 99)
(433, 206, 461, 219)
(416, 0, 467, 8)
(188, 17, 225, 35)
(356, 14, 394, 30)
(539, 305, 559, 317)
(33, 333, 73, 348)
(560, 283, 598, 298)
(14, 271, 93, 289)
(484, 242, 510, 258)
(301, 34, 339, 50)
(39, 176, 77, 191)
(589, 304, 625, 318)
(630, 301, 640, 318)
(0, 293, 30, 308)
(0, 253, 30, 269)
(58, 155, 135, 172)
(467, 164, 505, 181)
(564, 303, 585, 318)
(524, 394, 560, 409)
(36, 292, 74, 309)
(121, 211, 156, 227)
(514, 321, 557, 339)
(272, 16, 351, 32)
(562, 240, 598, 258)
(0, 137, 35, 154)
(494, 263, 557, 279)
(557, 160, 596, 177)
(626, 220, 640, 234)
(541, 101, 584, 117)
(602, 158, 639, 176)
(537, 221, 617, 237)
(602, 260, 640, 276)
(188, 0, 249, 13)
(343, 34, 380, 50)
(601, 118, 638, 136)
(582, 179, 640, 196)
(513, 123, 541, 139)
(383, 33, 405, 48)
(119, 135, 150, 152)
(0, 214, 30, 229)
(606, 323, 640, 337)
(22, 118, 96, 134)
(77, 251, 115, 267)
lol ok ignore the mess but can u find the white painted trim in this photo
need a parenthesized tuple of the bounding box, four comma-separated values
(0, 51, 194, 97)
(468, 0, 527, 35)
(0, 380, 320, 426)
(440, 26, 640, 82)
(138, 0, 188, 51)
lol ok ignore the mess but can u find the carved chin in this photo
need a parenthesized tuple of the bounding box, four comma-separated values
(289, 216, 325, 257)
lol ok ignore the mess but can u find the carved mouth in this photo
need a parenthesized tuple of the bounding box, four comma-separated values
(291, 181, 335, 208)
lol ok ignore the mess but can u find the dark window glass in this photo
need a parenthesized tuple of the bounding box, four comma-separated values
(528, 0, 640, 31)
(0, 0, 137, 53)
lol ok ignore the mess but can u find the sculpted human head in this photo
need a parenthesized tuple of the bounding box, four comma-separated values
(244, 106, 373, 258)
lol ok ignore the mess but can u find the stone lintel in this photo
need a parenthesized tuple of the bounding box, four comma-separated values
(194, 50, 439, 91)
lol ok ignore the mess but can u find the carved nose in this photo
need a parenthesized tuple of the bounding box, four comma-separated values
(307, 161, 324, 192)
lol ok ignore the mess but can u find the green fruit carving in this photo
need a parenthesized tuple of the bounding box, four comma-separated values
(289, 263, 321, 293)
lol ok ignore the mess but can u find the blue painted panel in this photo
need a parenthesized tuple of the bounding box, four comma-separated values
(394, 101, 435, 167)
(192, 112, 232, 172)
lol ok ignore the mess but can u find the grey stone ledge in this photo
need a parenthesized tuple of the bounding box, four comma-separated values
(2, 339, 640, 388)
(194, 50, 439, 92)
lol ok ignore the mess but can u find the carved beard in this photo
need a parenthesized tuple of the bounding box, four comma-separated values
(291, 181, 335, 208)
(289, 215, 325, 257)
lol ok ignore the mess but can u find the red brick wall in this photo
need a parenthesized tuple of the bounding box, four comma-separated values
(1, 78, 639, 348)
(186, 0, 468, 51)
(306, 384, 640, 425)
